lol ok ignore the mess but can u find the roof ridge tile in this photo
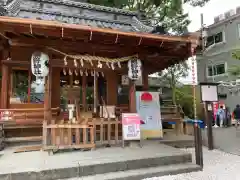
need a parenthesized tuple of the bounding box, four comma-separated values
(37, 0, 138, 16)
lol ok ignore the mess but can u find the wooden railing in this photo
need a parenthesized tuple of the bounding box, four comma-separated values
(42, 123, 95, 152)
(89, 118, 122, 146)
(42, 117, 121, 153)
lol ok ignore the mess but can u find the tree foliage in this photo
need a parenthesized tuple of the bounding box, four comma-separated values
(175, 85, 202, 119)
(229, 50, 240, 77)
(87, 0, 210, 31)
(87, 0, 210, 109)
(158, 62, 189, 104)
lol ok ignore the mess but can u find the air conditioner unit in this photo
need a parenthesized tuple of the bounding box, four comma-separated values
(236, 6, 240, 14)
(214, 16, 220, 23)
(224, 11, 231, 19)
(224, 9, 236, 18)
(229, 9, 236, 16)
(219, 14, 225, 21)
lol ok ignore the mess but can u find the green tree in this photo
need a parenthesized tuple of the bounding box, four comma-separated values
(87, 0, 211, 107)
(175, 85, 203, 119)
(228, 50, 240, 77)
(87, 0, 211, 27)
(158, 62, 189, 104)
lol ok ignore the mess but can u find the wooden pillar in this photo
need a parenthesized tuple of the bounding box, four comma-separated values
(27, 69, 31, 103)
(129, 80, 136, 113)
(0, 64, 10, 109)
(69, 74, 73, 104)
(93, 70, 98, 113)
(142, 69, 149, 91)
(43, 62, 52, 147)
(106, 71, 117, 105)
(44, 66, 52, 119)
(51, 67, 61, 108)
(0, 48, 10, 109)
(82, 74, 87, 111)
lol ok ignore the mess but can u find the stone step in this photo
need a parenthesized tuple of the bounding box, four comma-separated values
(65, 163, 201, 180)
(0, 152, 193, 180)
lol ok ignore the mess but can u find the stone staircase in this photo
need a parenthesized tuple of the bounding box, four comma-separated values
(0, 143, 201, 180)
(71, 163, 200, 180)
(57, 143, 201, 180)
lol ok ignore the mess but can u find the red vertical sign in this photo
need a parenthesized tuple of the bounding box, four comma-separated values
(213, 102, 218, 121)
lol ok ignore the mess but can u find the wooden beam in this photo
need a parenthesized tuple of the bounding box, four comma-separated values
(0, 16, 196, 43)
(10, 38, 187, 58)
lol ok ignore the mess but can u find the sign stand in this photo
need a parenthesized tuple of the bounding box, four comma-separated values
(122, 58, 143, 148)
(121, 113, 142, 148)
(200, 82, 219, 150)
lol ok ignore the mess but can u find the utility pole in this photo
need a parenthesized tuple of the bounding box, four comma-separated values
(201, 13, 207, 82)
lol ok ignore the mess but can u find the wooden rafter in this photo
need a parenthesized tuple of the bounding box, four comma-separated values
(9, 37, 189, 60)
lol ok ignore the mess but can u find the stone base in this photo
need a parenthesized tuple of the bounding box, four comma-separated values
(0, 142, 200, 180)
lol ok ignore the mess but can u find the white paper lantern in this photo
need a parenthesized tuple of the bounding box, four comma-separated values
(31, 51, 49, 77)
(127, 59, 142, 80)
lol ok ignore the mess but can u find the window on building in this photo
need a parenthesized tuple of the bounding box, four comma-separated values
(207, 63, 226, 76)
(206, 32, 224, 47)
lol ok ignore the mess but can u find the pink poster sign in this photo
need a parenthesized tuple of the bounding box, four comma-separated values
(122, 113, 141, 140)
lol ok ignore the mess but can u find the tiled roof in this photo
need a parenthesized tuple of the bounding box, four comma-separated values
(0, 0, 153, 33)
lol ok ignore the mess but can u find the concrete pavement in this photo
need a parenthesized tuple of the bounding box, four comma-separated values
(202, 126, 240, 155)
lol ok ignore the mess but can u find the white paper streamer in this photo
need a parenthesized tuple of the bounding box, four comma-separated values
(74, 59, 77, 67)
(80, 69, 83, 76)
(117, 61, 121, 68)
(106, 62, 110, 68)
(63, 68, 67, 75)
(80, 58, 84, 67)
(90, 60, 93, 66)
(68, 69, 72, 75)
(111, 62, 115, 70)
(97, 61, 102, 68)
(64, 56, 67, 66)
(74, 69, 78, 76)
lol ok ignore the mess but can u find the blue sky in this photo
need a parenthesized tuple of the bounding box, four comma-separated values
(181, 0, 240, 84)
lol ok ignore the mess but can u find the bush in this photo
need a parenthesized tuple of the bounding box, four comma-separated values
(175, 85, 202, 119)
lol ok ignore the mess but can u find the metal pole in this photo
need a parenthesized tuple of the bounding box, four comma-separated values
(201, 13, 207, 82)
(204, 102, 214, 150)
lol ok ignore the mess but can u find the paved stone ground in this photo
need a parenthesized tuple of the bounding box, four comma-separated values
(202, 126, 240, 155)
(145, 147, 240, 180)
(0, 142, 190, 175)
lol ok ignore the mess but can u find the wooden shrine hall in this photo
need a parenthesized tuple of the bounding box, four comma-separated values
(0, 0, 199, 152)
